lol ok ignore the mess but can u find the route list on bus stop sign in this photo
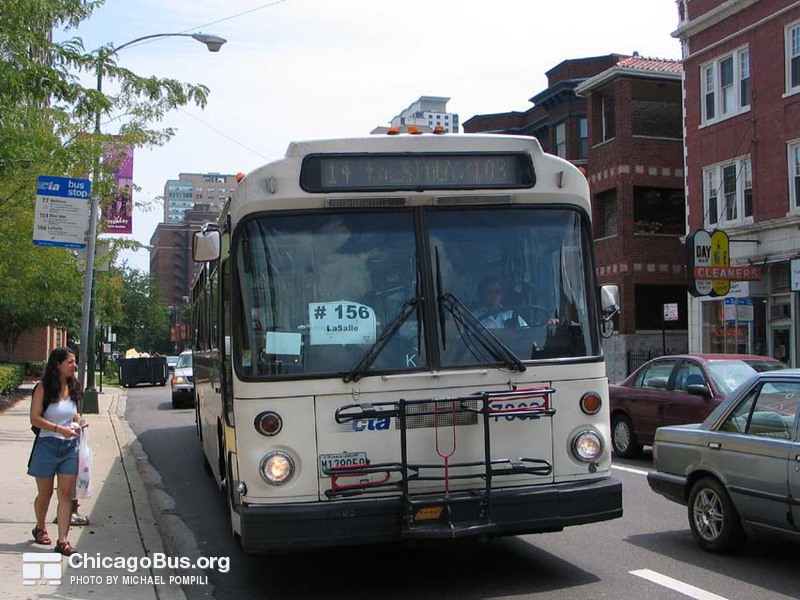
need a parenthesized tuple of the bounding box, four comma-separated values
(33, 175, 91, 248)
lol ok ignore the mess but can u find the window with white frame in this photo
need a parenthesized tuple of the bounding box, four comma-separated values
(703, 156, 753, 227)
(701, 47, 750, 124)
(790, 141, 800, 210)
(555, 122, 566, 158)
(787, 20, 800, 94)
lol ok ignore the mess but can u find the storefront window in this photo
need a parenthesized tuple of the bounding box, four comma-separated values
(701, 297, 766, 355)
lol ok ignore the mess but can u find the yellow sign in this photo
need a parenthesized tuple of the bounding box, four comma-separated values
(710, 230, 730, 296)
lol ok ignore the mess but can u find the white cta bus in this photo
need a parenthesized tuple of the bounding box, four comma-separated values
(191, 132, 622, 553)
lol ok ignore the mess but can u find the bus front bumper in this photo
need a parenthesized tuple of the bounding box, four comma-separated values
(238, 477, 622, 553)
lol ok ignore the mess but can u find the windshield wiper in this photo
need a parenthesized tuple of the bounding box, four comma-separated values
(438, 292, 526, 372)
(344, 296, 421, 383)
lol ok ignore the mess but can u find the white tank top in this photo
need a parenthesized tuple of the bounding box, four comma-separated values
(39, 397, 78, 440)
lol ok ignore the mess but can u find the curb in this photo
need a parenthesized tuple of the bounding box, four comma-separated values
(108, 393, 188, 600)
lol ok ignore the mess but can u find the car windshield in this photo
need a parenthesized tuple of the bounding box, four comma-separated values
(706, 360, 766, 395)
(176, 353, 192, 369)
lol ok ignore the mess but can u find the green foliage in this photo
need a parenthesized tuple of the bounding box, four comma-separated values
(0, 1, 213, 358)
(111, 266, 171, 354)
(0, 364, 24, 394)
(25, 361, 47, 377)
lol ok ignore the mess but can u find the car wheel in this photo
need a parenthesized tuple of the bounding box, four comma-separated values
(688, 477, 745, 553)
(171, 394, 178, 409)
(611, 414, 643, 459)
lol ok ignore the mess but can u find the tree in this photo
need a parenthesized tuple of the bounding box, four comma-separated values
(0, 1, 211, 359)
(111, 266, 171, 355)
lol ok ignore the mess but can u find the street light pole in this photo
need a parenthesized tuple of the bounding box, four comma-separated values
(77, 32, 226, 409)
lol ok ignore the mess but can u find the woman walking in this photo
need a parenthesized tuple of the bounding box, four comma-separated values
(28, 347, 85, 556)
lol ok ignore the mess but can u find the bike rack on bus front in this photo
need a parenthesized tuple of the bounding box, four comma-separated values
(325, 388, 556, 539)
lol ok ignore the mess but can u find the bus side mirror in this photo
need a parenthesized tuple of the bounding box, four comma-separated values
(193, 228, 221, 262)
(599, 284, 619, 338)
(600, 284, 620, 319)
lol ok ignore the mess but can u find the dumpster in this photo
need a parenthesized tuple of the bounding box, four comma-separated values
(117, 356, 168, 388)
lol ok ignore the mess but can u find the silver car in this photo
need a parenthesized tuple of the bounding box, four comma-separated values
(170, 350, 194, 409)
(647, 368, 800, 553)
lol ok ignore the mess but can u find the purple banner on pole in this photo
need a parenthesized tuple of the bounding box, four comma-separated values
(102, 144, 134, 234)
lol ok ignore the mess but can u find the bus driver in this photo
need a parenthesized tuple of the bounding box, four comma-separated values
(474, 275, 527, 329)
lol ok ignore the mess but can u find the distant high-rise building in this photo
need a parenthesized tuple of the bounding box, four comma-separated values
(163, 172, 237, 223)
(154, 171, 236, 307)
(373, 96, 459, 134)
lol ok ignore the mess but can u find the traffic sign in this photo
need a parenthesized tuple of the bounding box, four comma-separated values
(663, 303, 679, 321)
(33, 175, 92, 248)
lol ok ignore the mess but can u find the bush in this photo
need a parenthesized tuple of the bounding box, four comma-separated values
(25, 361, 46, 378)
(0, 364, 24, 394)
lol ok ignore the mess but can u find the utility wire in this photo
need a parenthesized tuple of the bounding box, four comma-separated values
(178, 108, 270, 160)
(181, 0, 290, 33)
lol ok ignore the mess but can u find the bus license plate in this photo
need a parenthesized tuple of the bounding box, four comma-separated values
(318, 452, 368, 476)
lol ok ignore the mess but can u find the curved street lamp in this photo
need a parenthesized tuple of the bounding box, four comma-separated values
(78, 32, 227, 408)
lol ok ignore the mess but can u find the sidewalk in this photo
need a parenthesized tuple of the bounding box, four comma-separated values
(0, 384, 186, 600)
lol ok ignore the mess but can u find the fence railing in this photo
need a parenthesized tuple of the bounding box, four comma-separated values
(626, 348, 678, 376)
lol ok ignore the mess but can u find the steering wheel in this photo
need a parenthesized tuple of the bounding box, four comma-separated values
(515, 305, 551, 327)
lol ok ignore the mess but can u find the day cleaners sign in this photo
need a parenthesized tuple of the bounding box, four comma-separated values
(33, 175, 92, 248)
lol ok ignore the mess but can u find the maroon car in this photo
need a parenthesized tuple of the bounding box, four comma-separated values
(609, 353, 784, 458)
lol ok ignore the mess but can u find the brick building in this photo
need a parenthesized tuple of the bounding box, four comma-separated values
(576, 56, 686, 382)
(150, 203, 221, 308)
(674, 0, 800, 365)
(465, 54, 686, 381)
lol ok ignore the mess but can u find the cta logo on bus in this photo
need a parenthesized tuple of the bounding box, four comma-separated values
(351, 417, 391, 431)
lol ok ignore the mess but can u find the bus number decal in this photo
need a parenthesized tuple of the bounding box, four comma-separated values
(489, 401, 546, 422)
(309, 301, 376, 346)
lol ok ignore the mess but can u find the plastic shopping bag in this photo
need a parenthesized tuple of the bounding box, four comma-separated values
(76, 426, 93, 499)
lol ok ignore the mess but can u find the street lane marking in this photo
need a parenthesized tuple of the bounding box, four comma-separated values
(612, 464, 649, 476)
(631, 569, 729, 600)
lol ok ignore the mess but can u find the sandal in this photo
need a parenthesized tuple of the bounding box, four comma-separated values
(54, 540, 76, 556)
(32, 526, 51, 545)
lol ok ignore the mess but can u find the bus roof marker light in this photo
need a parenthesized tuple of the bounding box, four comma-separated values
(387, 126, 400, 135)
(408, 126, 422, 135)
(433, 126, 445, 134)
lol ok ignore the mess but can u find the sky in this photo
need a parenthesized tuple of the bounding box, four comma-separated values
(65, 0, 684, 273)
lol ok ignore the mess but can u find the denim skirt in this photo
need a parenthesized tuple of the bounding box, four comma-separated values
(27, 437, 79, 478)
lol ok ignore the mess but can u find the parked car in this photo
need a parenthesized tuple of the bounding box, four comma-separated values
(166, 355, 179, 372)
(170, 350, 194, 408)
(609, 354, 784, 458)
(647, 368, 800, 553)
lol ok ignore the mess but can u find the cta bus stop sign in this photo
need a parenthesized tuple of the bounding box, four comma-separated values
(33, 175, 92, 248)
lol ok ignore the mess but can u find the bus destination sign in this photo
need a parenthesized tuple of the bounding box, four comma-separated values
(300, 152, 535, 192)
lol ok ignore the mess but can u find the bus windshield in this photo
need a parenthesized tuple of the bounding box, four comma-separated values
(234, 206, 597, 379)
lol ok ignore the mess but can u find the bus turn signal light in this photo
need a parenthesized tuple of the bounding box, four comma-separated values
(580, 392, 602, 415)
(255, 411, 283, 436)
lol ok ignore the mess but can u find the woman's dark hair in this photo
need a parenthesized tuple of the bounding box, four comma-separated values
(40, 347, 82, 413)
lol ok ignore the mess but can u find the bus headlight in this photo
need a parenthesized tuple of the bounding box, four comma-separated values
(571, 430, 603, 462)
(259, 451, 295, 485)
